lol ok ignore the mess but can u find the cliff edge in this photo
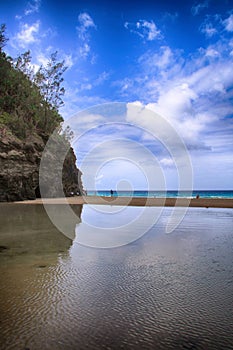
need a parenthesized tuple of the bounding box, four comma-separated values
(0, 26, 84, 201)
(0, 127, 84, 202)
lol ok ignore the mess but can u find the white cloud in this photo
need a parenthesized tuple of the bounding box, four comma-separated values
(191, 1, 208, 16)
(77, 12, 96, 40)
(125, 102, 193, 190)
(63, 54, 74, 69)
(186, 61, 232, 94)
(80, 83, 93, 91)
(160, 158, 175, 168)
(60, 8, 232, 190)
(200, 22, 217, 37)
(15, 21, 40, 48)
(77, 12, 96, 59)
(142, 20, 161, 41)
(25, 0, 41, 16)
(78, 13, 96, 30)
(223, 13, 233, 32)
(36, 51, 49, 66)
(205, 47, 220, 58)
(95, 71, 110, 85)
(229, 39, 233, 56)
(79, 71, 110, 91)
(113, 33, 233, 162)
(143, 84, 203, 144)
(62, 98, 232, 191)
(124, 19, 161, 41)
(115, 47, 182, 101)
(139, 46, 173, 69)
(113, 77, 134, 95)
(79, 43, 90, 58)
(15, 0, 41, 19)
(76, 138, 162, 191)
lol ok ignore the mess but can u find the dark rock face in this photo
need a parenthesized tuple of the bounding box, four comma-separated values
(0, 130, 84, 202)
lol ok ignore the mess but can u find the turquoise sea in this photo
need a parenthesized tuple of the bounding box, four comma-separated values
(87, 190, 233, 199)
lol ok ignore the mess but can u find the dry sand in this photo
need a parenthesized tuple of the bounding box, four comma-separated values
(13, 196, 233, 208)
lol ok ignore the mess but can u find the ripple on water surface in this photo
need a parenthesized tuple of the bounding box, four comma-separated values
(0, 205, 233, 350)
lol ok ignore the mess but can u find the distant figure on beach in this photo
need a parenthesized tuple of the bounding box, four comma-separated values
(110, 189, 113, 197)
(196, 194, 200, 199)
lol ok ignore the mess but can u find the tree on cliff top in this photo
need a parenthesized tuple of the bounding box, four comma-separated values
(34, 51, 67, 130)
(0, 24, 67, 139)
(0, 24, 8, 53)
(34, 51, 67, 111)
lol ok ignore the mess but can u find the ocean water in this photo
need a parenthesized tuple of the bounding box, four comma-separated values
(87, 190, 233, 199)
(0, 203, 233, 350)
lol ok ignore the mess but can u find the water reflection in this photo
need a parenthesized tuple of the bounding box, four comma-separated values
(74, 205, 163, 248)
(0, 205, 233, 350)
(0, 203, 83, 350)
(0, 203, 82, 265)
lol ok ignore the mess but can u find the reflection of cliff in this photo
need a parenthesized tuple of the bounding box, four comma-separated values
(43, 203, 83, 240)
(0, 203, 83, 258)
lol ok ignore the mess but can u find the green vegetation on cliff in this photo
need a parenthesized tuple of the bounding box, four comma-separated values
(0, 24, 84, 201)
(0, 24, 66, 139)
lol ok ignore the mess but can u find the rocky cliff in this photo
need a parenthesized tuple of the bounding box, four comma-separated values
(0, 127, 84, 202)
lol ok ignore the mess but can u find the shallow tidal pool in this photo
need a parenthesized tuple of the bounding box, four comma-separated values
(0, 203, 233, 350)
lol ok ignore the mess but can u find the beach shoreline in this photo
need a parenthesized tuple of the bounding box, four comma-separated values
(11, 196, 233, 208)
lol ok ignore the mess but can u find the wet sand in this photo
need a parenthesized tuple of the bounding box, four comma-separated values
(14, 196, 233, 208)
(1, 203, 233, 349)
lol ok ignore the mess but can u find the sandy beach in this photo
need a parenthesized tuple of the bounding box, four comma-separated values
(2, 197, 233, 350)
(14, 195, 233, 208)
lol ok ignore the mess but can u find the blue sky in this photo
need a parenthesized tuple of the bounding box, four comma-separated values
(1, 0, 233, 190)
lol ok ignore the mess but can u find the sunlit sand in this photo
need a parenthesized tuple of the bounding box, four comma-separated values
(14, 196, 233, 208)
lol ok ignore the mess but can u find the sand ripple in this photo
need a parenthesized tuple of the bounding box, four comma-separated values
(0, 207, 233, 349)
